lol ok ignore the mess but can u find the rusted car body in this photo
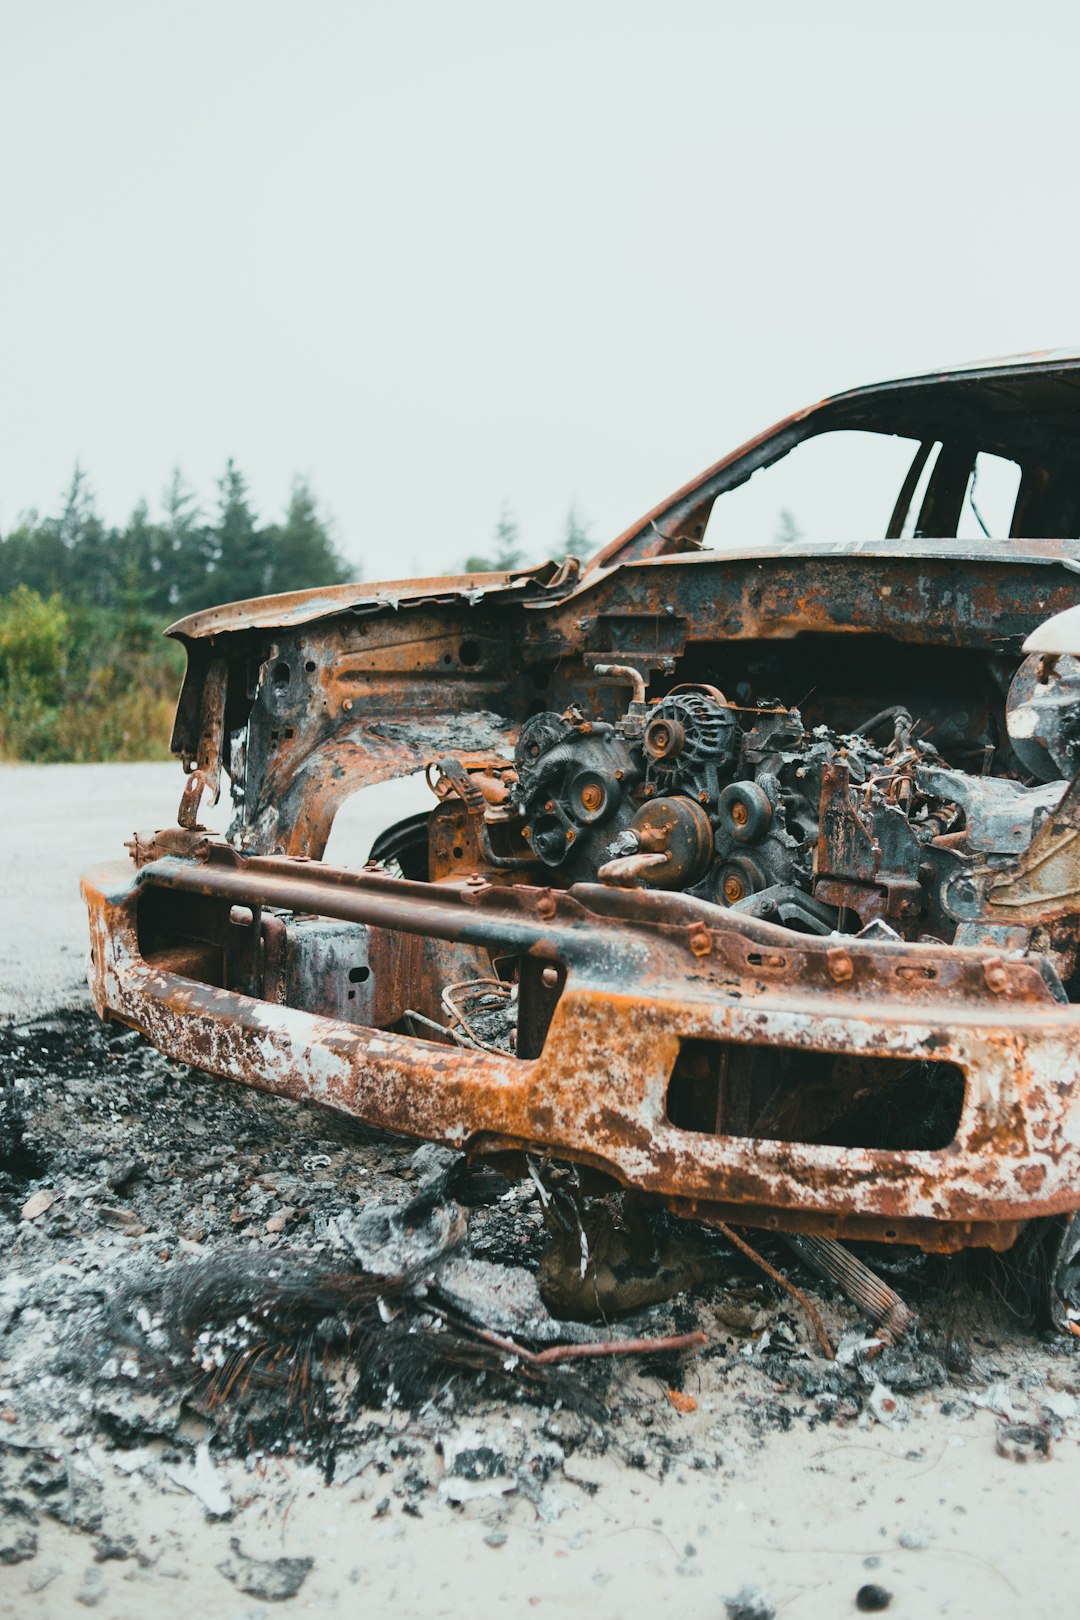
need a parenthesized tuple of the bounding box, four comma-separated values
(83, 351, 1080, 1258)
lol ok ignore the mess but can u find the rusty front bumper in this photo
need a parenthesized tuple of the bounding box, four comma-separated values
(82, 850, 1080, 1253)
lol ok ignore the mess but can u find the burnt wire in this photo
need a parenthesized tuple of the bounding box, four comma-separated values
(92, 1247, 703, 1443)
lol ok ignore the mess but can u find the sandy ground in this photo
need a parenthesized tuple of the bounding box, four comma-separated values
(15, 1399, 1080, 1620)
(2, 763, 1080, 1620)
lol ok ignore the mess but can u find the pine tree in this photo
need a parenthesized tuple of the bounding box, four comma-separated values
(56, 464, 97, 548)
(552, 504, 590, 562)
(159, 469, 207, 613)
(464, 503, 527, 573)
(0, 512, 63, 600)
(213, 460, 265, 604)
(38, 466, 115, 608)
(266, 478, 351, 594)
(774, 508, 802, 545)
(119, 498, 161, 614)
(64, 467, 109, 603)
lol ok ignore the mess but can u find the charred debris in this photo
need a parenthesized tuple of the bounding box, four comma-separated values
(2, 1005, 1074, 1497)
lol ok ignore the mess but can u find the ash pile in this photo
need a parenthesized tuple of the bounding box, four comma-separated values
(2, 1008, 1080, 1574)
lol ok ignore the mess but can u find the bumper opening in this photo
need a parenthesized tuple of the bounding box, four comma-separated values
(135, 882, 564, 1060)
(666, 1037, 966, 1151)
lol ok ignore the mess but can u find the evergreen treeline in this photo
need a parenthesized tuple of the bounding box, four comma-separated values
(0, 473, 592, 762)
(0, 463, 349, 762)
(0, 461, 348, 620)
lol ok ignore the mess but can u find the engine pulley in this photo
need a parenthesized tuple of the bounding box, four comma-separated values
(717, 780, 773, 843)
(601, 796, 714, 889)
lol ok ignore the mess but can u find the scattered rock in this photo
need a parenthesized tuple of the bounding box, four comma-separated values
(75, 1566, 106, 1607)
(164, 1441, 232, 1518)
(20, 1457, 104, 1534)
(334, 1146, 466, 1272)
(867, 1383, 909, 1427)
(27, 1564, 61, 1592)
(104, 1157, 147, 1195)
(438, 1430, 515, 1503)
(995, 1421, 1053, 1462)
(20, 1188, 57, 1222)
(93, 1534, 136, 1562)
(856, 1584, 893, 1612)
(217, 1537, 314, 1602)
(96, 1205, 147, 1236)
(725, 1585, 775, 1620)
(898, 1528, 929, 1550)
(435, 1257, 601, 1345)
(0, 1497, 38, 1564)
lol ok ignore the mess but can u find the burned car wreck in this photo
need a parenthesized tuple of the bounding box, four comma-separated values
(82, 351, 1080, 1327)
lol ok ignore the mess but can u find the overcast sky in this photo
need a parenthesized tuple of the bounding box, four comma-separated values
(2, 0, 1078, 580)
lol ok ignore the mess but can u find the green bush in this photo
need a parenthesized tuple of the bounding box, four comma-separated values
(0, 585, 68, 757)
(0, 587, 182, 762)
(0, 458, 352, 762)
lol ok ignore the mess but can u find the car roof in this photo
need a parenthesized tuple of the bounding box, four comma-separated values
(588, 349, 1080, 570)
(170, 350, 1080, 638)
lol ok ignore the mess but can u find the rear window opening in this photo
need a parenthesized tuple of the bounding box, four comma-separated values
(666, 1038, 965, 1151)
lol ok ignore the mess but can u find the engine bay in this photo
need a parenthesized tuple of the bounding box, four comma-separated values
(411, 640, 1080, 998)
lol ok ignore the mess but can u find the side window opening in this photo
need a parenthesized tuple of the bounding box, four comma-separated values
(957, 451, 1023, 540)
(912, 444, 1023, 539)
(704, 429, 924, 549)
(702, 428, 1023, 547)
